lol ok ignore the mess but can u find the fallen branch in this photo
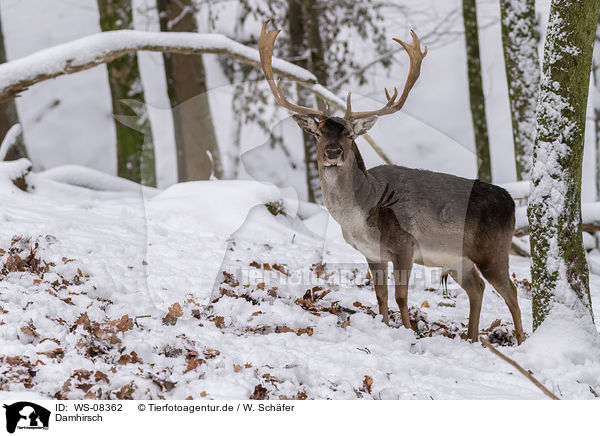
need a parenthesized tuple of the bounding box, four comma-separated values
(0, 30, 390, 163)
(480, 336, 560, 400)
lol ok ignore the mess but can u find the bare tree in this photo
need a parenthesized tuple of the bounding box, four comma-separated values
(528, 0, 598, 329)
(0, 9, 27, 161)
(462, 0, 492, 182)
(157, 0, 222, 181)
(97, 0, 156, 186)
(500, 0, 539, 180)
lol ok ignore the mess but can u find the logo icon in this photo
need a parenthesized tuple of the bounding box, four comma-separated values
(2, 402, 50, 433)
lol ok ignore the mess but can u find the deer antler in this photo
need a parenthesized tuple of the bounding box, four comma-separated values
(344, 30, 427, 121)
(258, 20, 327, 119)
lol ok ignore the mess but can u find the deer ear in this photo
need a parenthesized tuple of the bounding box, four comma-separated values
(292, 114, 319, 135)
(350, 116, 378, 138)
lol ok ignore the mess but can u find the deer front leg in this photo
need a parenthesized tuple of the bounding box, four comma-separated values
(368, 260, 389, 325)
(393, 248, 414, 330)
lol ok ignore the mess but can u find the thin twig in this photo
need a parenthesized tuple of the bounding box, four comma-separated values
(480, 336, 560, 400)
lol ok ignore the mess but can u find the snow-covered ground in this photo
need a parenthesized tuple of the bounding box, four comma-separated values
(1, 162, 600, 400)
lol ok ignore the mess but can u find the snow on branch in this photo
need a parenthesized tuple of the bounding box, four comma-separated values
(0, 30, 313, 99)
(0, 30, 390, 163)
(514, 202, 600, 237)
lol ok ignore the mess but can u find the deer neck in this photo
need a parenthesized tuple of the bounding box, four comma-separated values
(318, 141, 377, 224)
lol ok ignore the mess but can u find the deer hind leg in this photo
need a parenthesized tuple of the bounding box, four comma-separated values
(368, 260, 389, 325)
(478, 260, 525, 345)
(393, 250, 413, 330)
(448, 258, 485, 342)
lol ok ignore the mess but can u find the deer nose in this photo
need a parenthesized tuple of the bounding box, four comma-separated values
(326, 145, 342, 159)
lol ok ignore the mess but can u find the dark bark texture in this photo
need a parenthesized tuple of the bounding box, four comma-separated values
(0, 10, 27, 161)
(97, 0, 156, 186)
(158, 0, 222, 181)
(462, 0, 492, 182)
(528, 0, 599, 329)
(500, 0, 540, 180)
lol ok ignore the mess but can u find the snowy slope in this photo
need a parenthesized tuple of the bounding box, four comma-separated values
(1, 163, 599, 400)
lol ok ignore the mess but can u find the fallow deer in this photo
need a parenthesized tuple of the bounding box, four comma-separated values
(258, 21, 525, 344)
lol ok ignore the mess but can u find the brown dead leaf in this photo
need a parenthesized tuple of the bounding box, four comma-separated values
(421, 301, 430, 308)
(77, 383, 92, 392)
(38, 348, 64, 359)
(185, 396, 193, 400)
(162, 303, 183, 326)
(183, 358, 204, 374)
(363, 375, 373, 394)
(213, 316, 225, 329)
(203, 349, 220, 359)
(233, 364, 243, 373)
(114, 315, 133, 333)
(118, 351, 139, 365)
(84, 391, 97, 399)
(272, 264, 289, 276)
(94, 371, 110, 383)
(20, 326, 39, 337)
(251, 384, 268, 400)
(6, 356, 25, 366)
(200, 391, 207, 397)
(275, 325, 293, 334)
(73, 369, 90, 381)
(168, 302, 183, 318)
(115, 383, 136, 400)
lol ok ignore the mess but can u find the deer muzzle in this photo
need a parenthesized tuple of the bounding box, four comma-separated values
(325, 145, 343, 161)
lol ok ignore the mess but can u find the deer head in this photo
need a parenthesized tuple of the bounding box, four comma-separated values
(258, 20, 427, 168)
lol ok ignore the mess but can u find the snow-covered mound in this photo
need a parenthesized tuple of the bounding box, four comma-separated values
(1, 162, 599, 400)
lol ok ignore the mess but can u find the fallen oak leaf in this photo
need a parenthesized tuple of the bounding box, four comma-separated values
(213, 316, 225, 329)
(162, 303, 183, 326)
(183, 359, 204, 374)
(38, 348, 64, 359)
(94, 371, 110, 383)
(77, 383, 93, 392)
(251, 384, 268, 400)
(20, 326, 39, 337)
(203, 349, 220, 359)
(363, 375, 373, 394)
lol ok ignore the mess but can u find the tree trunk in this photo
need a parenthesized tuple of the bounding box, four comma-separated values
(0, 9, 27, 161)
(499, 0, 540, 180)
(462, 0, 492, 182)
(157, 0, 222, 181)
(528, 0, 599, 329)
(593, 11, 600, 201)
(287, 0, 322, 203)
(97, 0, 156, 186)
